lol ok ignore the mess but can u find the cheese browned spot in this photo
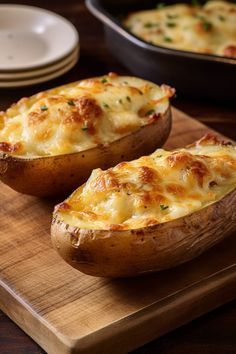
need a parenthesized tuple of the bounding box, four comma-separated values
(166, 183, 186, 197)
(167, 152, 210, 187)
(0, 75, 172, 157)
(124, 0, 236, 58)
(28, 111, 48, 126)
(63, 96, 103, 135)
(57, 134, 236, 230)
(223, 45, 236, 57)
(56, 202, 71, 212)
(90, 170, 120, 193)
(0, 142, 22, 153)
(138, 166, 159, 184)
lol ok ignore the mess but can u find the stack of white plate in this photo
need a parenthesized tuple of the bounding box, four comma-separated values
(0, 5, 79, 88)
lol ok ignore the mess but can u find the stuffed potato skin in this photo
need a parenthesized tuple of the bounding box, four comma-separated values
(0, 74, 173, 197)
(51, 135, 236, 277)
(0, 106, 171, 196)
(51, 187, 236, 277)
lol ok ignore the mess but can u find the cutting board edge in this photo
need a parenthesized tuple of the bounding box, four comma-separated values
(0, 279, 75, 354)
(63, 263, 236, 354)
(1, 263, 236, 354)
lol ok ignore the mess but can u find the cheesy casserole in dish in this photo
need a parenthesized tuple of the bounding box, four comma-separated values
(124, 1, 236, 57)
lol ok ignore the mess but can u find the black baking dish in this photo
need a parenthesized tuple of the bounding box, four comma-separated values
(86, 0, 236, 102)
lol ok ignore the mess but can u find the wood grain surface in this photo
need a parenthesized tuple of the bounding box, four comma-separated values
(0, 1, 236, 354)
(1, 108, 236, 354)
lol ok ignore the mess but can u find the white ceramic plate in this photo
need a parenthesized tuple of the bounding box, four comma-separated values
(0, 46, 79, 80)
(0, 5, 79, 71)
(0, 55, 78, 87)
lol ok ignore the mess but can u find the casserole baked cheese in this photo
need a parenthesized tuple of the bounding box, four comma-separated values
(0, 73, 173, 157)
(57, 134, 236, 230)
(124, 0, 236, 57)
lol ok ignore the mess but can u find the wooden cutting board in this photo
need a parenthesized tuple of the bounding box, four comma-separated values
(0, 108, 236, 354)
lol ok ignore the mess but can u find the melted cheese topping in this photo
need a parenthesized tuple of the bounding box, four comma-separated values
(124, 1, 236, 57)
(0, 74, 172, 157)
(57, 134, 236, 230)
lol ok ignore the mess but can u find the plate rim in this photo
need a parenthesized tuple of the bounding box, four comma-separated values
(0, 46, 79, 80)
(0, 4, 79, 71)
(0, 55, 78, 88)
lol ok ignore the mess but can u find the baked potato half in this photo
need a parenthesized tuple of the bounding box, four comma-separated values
(0, 73, 173, 197)
(51, 134, 236, 277)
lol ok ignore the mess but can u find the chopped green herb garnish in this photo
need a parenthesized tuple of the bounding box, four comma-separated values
(218, 15, 226, 21)
(191, 0, 201, 6)
(119, 99, 123, 104)
(81, 126, 88, 131)
(156, 155, 162, 158)
(67, 100, 75, 106)
(164, 36, 173, 42)
(160, 204, 169, 210)
(144, 22, 158, 28)
(167, 13, 178, 19)
(126, 96, 131, 102)
(103, 103, 110, 108)
(166, 22, 177, 28)
(123, 81, 129, 84)
(156, 2, 166, 9)
(202, 21, 212, 31)
(101, 78, 108, 83)
(40, 105, 48, 111)
(144, 22, 153, 28)
(145, 109, 155, 116)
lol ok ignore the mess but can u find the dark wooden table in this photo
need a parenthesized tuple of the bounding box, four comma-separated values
(0, 1, 235, 353)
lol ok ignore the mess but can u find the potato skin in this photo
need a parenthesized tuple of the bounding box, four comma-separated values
(0, 107, 171, 197)
(51, 188, 236, 278)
